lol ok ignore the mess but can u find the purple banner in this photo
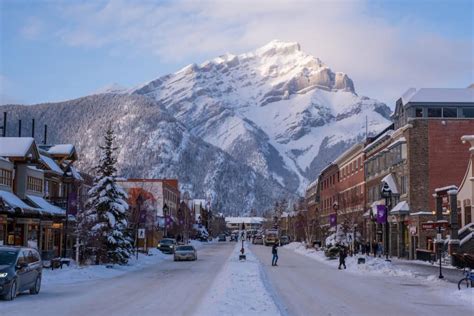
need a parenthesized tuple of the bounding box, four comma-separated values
(377, 205, 387, 224)
(67, 191, 78, 216)
(329, 213, 337, 227)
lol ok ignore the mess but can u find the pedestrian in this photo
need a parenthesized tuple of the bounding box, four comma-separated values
(272, 242, 279, 266)
(372, 241, 377, 257)
(366, 242, 370, 255)
(338, 247, 347, 270)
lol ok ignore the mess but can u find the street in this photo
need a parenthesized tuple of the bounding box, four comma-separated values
(0, 242, 235, 316)
(251, 244, 473, 316)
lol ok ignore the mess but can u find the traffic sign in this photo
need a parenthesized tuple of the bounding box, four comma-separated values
(138, 228, 146, 239)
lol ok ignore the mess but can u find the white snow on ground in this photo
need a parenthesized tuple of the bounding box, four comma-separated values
(284, 242, 474, 306)
(42, 240, 207, 286)
(195, 241, 281, 316)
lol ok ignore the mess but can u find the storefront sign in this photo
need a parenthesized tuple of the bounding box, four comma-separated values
(16, 218, 40, 225)
(52, 223, 63, 229)
(409, 225, 417, 235)
(138, 228, 145, 239)
(376, 205, 387, 224)
(67, 191, 78, 216)
(421, 223, 435, 230)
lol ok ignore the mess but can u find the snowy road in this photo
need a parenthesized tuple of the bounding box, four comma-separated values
(251, 244, 473, 316)
(1, 242, 234, 316)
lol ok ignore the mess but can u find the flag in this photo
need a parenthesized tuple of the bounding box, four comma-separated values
(377, 205, 387, 224)
(329, 213, 337, 227)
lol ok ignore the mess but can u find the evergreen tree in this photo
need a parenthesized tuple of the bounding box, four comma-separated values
(84, 127, 133, 264)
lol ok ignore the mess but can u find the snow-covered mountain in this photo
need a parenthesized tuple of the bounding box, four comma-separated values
(1, 94, 291, 215)
(0, 40, 391, 214)
(131, 40, 391, 192)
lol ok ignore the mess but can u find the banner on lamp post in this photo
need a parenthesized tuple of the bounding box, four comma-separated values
(376, 205, 387, 224)
(329, 214, 337, 227)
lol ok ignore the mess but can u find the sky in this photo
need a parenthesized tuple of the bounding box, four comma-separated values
(0, 0, 472, 106)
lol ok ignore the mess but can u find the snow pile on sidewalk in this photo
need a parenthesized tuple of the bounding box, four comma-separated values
(284, 242, 474, 306)
(195, 242, 281, 316)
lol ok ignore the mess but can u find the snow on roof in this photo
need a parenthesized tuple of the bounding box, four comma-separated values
(387, 137, 407, 149)
(68, 166, 83, 181)
(0, 190, 39, 211)
(390, 201, 410, 214)
(48, 144, 75, 156)
(402, 88, 474, 104)
(26, 195, 65, 215)
(225, 217, 264, 224)
(460, 232, 474, 246)
(40, 154, 63, 174)
(364, 130, 394, 152)
(410, 211, 433, 216)
(0, 137, 35, 157)
(381, 173, 399, 195)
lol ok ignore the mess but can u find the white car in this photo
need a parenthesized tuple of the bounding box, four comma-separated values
(173, 245, 197, 261)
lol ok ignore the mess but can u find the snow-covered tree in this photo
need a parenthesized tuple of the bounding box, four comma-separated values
(84, 127, 133, 264)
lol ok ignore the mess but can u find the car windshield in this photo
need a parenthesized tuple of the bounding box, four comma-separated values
(176, 246, 194, 251)
(0, 250, 18, 266)
(160, 239, 175, 245)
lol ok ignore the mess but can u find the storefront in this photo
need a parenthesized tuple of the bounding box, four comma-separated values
(0, 214, 6, 245)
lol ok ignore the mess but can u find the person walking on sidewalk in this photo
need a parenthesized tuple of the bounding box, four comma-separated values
(338, 247, 347, 270)
(272, 242, 279, 266)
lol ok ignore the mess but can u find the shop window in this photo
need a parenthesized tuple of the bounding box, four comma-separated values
(427, 108, 442, 118)
(442, 108, 457, 118)
(0, 224, 4, 246)
(415, 108, 423, 117)
(462, 108, 474, 118)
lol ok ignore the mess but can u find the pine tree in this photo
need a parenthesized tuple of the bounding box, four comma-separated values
(84, 127, 133, 265)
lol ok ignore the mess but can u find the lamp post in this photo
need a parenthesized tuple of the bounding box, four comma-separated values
(163, 204, 169, 238)
(136, 194, 144, 260)
(332, 202, 339, 243)
(381, 183, 392, 261)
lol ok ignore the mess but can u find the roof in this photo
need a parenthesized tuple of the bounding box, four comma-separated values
(0, 137, 36, 157)
(401, 88, 474, 104)
(390, 201, 410, 215)
(26, 195, 65, 215)
(0, 190, 40, 212)
(48, 144, 75, 156)
(40, 154, 63, 174)
(68, 166, 83, 181)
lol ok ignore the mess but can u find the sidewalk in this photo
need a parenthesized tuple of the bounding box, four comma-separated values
(390, 258, 462, 284)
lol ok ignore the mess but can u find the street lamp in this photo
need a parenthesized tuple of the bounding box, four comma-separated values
(380, 183, 392, 261)
(163, 204, 169, 238)
(136, 194, 144, 260)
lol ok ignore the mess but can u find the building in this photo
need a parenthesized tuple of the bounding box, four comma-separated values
(457, 135, 474, 253)
(304, 180, 320, 241)
(225, 217, 264, 231)
(318, 163, 339, 238)
(117, 178, 181, 247)
(334, 143, 366, 239)
(0, 137, 85, 260)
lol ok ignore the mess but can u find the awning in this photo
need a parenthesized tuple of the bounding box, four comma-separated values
(390, 201, 410, 215)
(381, 173, 399, 194)
(0, 190, 40, 213)
(26, 195, 65, 216)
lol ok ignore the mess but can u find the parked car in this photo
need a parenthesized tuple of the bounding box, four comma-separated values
(279, 236, 290, 246)
(218, 234, 226, 242)
(252, 235, 264, 245)
(173, 245, 197, 261)
(230, 233, 238, 242)
(0, 246, 42, 301)
(157, 238, 177, 254)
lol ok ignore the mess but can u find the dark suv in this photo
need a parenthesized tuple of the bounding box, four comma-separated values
(157, 238, 177, 254)
(0, 246, 42, 300)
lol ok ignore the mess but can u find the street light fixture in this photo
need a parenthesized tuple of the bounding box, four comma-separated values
(380, 183, 391, 262)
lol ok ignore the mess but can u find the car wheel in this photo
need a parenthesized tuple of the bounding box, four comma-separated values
(3, 280, 17, 301)
(30, 276, 41, 295)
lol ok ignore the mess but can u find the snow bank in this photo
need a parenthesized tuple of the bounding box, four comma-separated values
(42, 249, 170, 286)
(195, 242, 281, 316)
(284, 243, 474, 306)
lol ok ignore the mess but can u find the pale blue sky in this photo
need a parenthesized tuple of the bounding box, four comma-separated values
(1, 0, 472, 106)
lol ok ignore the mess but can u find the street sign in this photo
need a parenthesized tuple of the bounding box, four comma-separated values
(138, 228, 145, 239)
(409, 225, 417, 235)
(390, 215, 397, 224)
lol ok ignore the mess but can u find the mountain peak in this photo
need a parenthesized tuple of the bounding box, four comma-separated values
(255, 40, 301, 57)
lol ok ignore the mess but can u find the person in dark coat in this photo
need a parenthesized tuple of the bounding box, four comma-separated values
(338, 247, 347, 270)
(272, 242, 279, 266)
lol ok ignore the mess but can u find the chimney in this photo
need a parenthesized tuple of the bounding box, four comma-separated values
(18, 120, 22, 137)
(31, 119, 35, 138)
(43, 124, 48, 144)
(1, 112, 6, 137)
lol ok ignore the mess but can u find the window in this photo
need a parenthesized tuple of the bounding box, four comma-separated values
(400, 175, 407, 194)
(462, 108, 474, 118)
(442, 108, 457, 118)
(427, 108, 442, 117)
(415, 108, 423, 117)
(0, 169, 12, 186)
(27, 176, 43, 193)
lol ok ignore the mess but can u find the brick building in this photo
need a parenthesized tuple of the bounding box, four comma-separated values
(318, 163, 339, 239)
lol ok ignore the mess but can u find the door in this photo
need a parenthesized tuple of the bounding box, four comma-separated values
(15, 251, 32, 292)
